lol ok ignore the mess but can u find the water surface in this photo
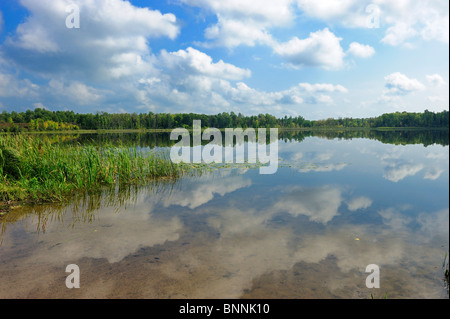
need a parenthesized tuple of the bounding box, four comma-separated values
(1, 130, 448, 299)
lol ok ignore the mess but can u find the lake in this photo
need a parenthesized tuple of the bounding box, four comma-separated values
(0, 129, 448, 299)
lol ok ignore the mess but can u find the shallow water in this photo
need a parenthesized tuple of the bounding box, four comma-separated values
(0, 131, 448, 299)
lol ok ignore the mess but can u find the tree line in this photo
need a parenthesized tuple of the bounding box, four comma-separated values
(0, 108, 448, 132)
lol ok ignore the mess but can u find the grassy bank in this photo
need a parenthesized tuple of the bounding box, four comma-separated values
(0, 134, 185, 211)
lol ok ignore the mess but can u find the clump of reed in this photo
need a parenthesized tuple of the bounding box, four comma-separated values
(0, 134, 185, 204)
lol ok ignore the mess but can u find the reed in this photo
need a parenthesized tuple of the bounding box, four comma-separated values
(0, 134, 186, 205)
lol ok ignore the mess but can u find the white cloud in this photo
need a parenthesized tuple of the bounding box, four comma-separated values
(273, 28, 345, 70)
(381, 22, 418, 46)
(298, 162, 348, 173)
(138, 48, 349, 114)
(426, 74, 446, 87)
(273, 186, 343, 224)
(346, 196, 373, 211)
(183, 0, 294, 24)
(347, 42, 375, 58)
(203, 16, 274, 48)
(417, 209, 449, 237)
(378, 207, 413, 230)
(162, 175, 252, 209)
(3, 0, 179, 81)
(427, 96, 444, 103)
(131, 48, 268, 113)
(159, 47, 251, 81)
(297, 0, 449, 46)
(423, 168, 444, 181)
(182, 0, 293, 48)
(383, 162, 424, 182)
(24, 201, 183, 264)
(383, 72, 426, 96)
(0, 69, 40, 98)
(381, 0, 449, 46)
(296, 83, 348, 93)
(420, 12, 449, 44)
(48, 79, 106, 105)
(296, 0, 370, 27)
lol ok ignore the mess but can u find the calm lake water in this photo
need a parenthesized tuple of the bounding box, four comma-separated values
(0, 130, 448, 299)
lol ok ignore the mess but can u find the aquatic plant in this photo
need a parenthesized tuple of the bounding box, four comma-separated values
(0, 134, 187, 205)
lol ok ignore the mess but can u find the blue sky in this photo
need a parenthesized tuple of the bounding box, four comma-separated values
(0, 0, 448, 120)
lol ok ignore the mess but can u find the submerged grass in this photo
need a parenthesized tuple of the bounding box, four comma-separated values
(0, 134, 187, 208)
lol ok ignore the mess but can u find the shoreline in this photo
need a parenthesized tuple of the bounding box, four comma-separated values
(1, 126, 448, 135)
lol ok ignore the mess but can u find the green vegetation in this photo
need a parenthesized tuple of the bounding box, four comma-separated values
(370, 292, 388, 299)
(0, 108, 448, 132)
(0, 134, 186, 209)
(1, 117, 79, 133)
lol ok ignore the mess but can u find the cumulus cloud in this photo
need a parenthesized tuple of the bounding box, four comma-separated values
(137, 52, 348, 115)
(2, 0, 179, 81)
(203, 16, 274, 48)
(346, 196, 373, 211)
(381, 1, 449, 46)
(381, 22, 418, 46)
(273, 186, 343, 224)
(288, 150, 349, 172)
(383, 72, 426, 96)
(182, 0, 293, 48)
(183, 0, 294, 25)
(423, 168, 444, 181)
(296, 83, 348, 93)
(3, 191, 184, 264)
(182, 2, 350, 71)
(186, 0, 448, 50)
(378, 207, 413, 230)
(182, 0, 391, 76)
(347, 42, 375, 58)
(417, 209, 450, 238)
(426, 74, 447, 87)
(0, 70, 40, 98)
(297, 0, 354, 18)
(383, 161, 424, 182)
(159, 47, 251, 81)
(162, 175, 252, 209)
(297, 0, 449, 46)
(137, 51, 286, 113)
(47, 79, 106, 105)
(273, 28, 345, 70)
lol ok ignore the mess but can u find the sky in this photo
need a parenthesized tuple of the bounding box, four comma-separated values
(0, 0, 448, 120)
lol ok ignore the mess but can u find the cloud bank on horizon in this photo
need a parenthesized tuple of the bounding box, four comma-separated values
(0, 0, 448, 119)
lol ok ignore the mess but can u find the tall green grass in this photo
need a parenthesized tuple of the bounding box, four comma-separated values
(0, 134, 185, 204)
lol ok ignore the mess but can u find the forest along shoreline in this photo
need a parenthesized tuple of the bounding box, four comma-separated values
(0, 109, 448, 133)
